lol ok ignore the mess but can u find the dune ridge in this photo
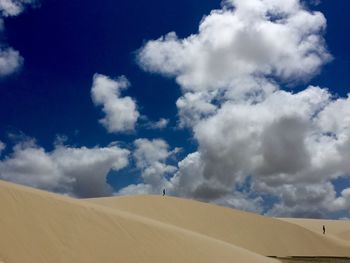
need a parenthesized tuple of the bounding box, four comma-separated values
(88, 195, 350, 258)
(1, 179, 350, 262)
(280, 218, 350, 244)
(0, 180, 277, 263)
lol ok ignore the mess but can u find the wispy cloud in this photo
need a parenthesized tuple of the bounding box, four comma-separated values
(0, 140, 5, 155)
(143, 117, 169, 130)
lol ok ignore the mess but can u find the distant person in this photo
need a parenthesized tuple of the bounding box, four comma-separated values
(163, 189, 166, 196)
(323, 225, 326, 234)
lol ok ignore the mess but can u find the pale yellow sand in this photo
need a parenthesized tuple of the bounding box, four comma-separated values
(1, 180, 350, 263)
(88, 195, 350, 258)
(0, 180, 277, 263)
(280, 218, 350, 244)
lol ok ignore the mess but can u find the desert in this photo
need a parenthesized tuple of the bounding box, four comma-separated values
(1, 180, 350, 263)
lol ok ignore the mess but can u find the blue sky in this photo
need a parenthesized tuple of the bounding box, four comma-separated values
(0, 0, 350, 218)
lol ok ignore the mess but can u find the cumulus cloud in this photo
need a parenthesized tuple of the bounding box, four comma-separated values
(0, 47, 23, 76)
(118, 138, 177, 195)
(91, 74, 140, 133)
(0, 139, 130, 197)
(172, 83, 350, 216)
(0, 0, 36, 16)
(332, 188, 350, 212)
(0, 0, 36, 77)
(265, 182, 337, 218)
(170, 87, 350, 217)
(136, 0, 350, 217)
(176, 91, 218, 128)
(138, 0, 330, 92)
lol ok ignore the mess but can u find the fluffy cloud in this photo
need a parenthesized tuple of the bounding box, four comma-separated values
(182, 85, 350, 216)
(0, 47, 23, 77)
(168, 152, 263, 213)
(91, 74, 140, 133)
(0, 139, 130, 197)
(137, 0, 350, 217)
(265, 182, 337, 218)
(138, 0, 330, 92)
(176, 91, 218, 128)
(0, 0, 36, 16)
(171, 87, 350, 217)
(0, 0, 36, 77)
(332, 188, 350, 212)
(118, 138, 177, 195)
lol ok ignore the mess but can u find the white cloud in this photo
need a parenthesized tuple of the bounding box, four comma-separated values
(332, 188, 350, 212)
(168, 151, 263, 213)
(214, 193, 264, 214)
(138, 0, 330, 92)
(91, 74, 140, 133)
(172, 87, 332, 199)
(0, 44, 23, 77)
(118, 183, 154, 196)
(136, 0, 350, 217)
(118, 138, 177, 195)
(264, 182, 338, 218)
(133, 139, 170, 166)
(0, 140, 5, 155)
(181, 84, 350, 217)
(309, 0, 321, 6)
(316, 96, 350, 136)
(151, 118, 169, 129)
(0, 0, 36, 77)
(145, 118, 169, 130)
(0, 139, 130, 197)
(176, 91, 218, 128)
(0, 0, 35, 17)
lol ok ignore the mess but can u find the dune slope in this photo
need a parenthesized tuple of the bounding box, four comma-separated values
(88, 195, 350, 258)
(0, 180, 277, 263)
(280, 218, 350, 243)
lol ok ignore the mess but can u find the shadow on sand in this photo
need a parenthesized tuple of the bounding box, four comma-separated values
(274, 257, 350, 263)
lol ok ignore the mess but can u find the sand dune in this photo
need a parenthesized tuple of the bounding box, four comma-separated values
(0, 180, 276, 263)
(280, 218, 350, 243)
(88, 195, 350, 258)
(1, 180, 350, 263)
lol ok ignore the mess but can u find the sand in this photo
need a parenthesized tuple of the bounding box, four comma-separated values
(0, 179, 350, 262)
(280, 218, 350, 244)
(88, 195, 350, 258)
(0, 180, 276, 263)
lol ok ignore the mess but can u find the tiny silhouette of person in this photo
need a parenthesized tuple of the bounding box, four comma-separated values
(162, 189, 166, 196)
(323, 225, 326, 234)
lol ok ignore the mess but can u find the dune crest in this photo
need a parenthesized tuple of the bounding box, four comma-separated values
(0, 180, 276, 263)
(88, 195, 350, 258)
(1, 180, 350, 262)
(280, 218, 350, 244)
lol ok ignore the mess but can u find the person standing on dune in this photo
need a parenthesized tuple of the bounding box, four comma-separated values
(323, 225, 326, 234)
(163, 189, 166, 196)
